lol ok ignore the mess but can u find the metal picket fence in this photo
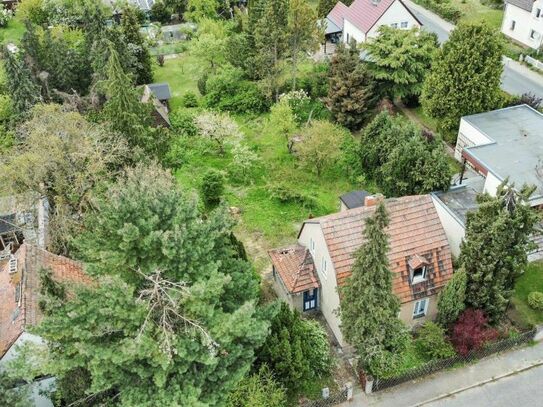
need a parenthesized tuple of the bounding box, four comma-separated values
(371, 328, 536, 392)
(300, 387, 349, 407)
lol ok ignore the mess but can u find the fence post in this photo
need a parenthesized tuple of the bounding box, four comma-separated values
(346, 382, 353, 401)
(364, 376, 374, 394)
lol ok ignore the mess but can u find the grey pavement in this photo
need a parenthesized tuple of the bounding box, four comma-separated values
(339, 341, 543, 407)
(403, 0, 543, 99)
(424, 364, 543, 407)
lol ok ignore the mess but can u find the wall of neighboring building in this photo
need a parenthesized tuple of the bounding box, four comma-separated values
(366, 0, 422, 39)
(455, 119, 494, 161)
(501, 3, 543, 50)
(298, 223, 345, 346)
(343, 19, 366, 43)
(431, 194, 465, 257)
(483, 172, 502, 196)
(399, 294, 439, 328)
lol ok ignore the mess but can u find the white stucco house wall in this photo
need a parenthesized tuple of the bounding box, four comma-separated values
(325, 0, 422, 44)
(501, 0, 543, 49)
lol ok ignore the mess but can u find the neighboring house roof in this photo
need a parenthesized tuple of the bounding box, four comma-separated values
(506, 0, 535, 12)
(327, 0, 422, 35)
(339, 190, 370, 209)
(328, 1, 349, 29)
(0, 244, 90, 358)
(141, 85, 171, 128)
(269, 245, 320, 294)
(303, 195, 453, 303)
(147, 83, 172, 101)
(461, 104, 543, 200)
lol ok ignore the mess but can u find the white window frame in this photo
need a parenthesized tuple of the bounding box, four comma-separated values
(413, 298, 429, 319)
(411, 266, 427, 284)
(401, 21, 408, 28)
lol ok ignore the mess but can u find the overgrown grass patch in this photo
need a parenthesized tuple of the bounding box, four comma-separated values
(0, 18, 25, 45)
(452, 0, 504, 30)
(511, 261, 543, 327)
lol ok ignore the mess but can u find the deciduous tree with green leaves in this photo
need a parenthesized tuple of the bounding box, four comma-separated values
(459, 185, 539, 322)
(421, 22, 504, 137)
(32, 163, 267, 406)
(339, 203, 408, 377)
(287, 0, 320, 89)
(327, 42, 377, 130)
(363, 26, 438, 102)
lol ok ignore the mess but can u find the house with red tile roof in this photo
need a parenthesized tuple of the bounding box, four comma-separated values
(0, 244, 90, 361)
(325, 0, 422, 43)
(269, 194, 454, 347)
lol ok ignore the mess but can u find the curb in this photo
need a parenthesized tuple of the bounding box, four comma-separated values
(413, 360, 543, 406)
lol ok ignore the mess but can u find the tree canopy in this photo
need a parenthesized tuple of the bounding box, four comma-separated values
(421, 22, 504, 138)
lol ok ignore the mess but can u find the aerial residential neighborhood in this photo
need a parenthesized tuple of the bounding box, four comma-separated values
(0, 0, 542, 406)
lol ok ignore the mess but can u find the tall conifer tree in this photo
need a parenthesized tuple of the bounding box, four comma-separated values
(3, 48, 40, 115)
(339, 202, 407, 377)
(459, 185, 538, 322)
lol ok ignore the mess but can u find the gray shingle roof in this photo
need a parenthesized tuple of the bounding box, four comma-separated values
(339, 190, 370, 209)
(147, 83, 172, 101)
(506, 0, 535, 12)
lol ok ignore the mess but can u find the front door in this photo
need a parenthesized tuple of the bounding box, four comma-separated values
(303, 288, 318, 311)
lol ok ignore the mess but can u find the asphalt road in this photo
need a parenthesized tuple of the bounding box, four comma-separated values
(406, 3, 543, 99)
(423, 364, 543, 407)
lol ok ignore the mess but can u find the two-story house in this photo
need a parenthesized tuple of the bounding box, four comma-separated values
(325, 0, 422, 44)
(501, 0, 543, 49)
(269, 194, 454, 347)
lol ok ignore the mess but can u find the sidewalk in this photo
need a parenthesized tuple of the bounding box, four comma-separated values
(339, 341, 543, 407)
(502, 56, 543, 85)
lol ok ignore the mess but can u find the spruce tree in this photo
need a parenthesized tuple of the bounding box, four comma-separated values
(421, 22, 503, 138)
(35, 163, 267, 406)
(459, 185, 539, 322)
(339, 203, 408, 377)
(3, 48, 40, 115)
(436, 269, 467, 327)
(327, 41, 376, 130)
(120, 4, 153, 85)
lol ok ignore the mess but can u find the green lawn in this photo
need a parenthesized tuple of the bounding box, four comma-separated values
(0, 18, 25, 45)
(511, 262, 543, 327)
(452, 0, 504, 30)
(153, 53, 201, 110)
(154, 53, 359, 271)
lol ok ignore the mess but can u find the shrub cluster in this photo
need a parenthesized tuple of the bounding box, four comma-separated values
(415, 322, 455, 360)
(528, 291, 543, 310)
(451, 309, 499, 356)
(266, 182, 318, 210)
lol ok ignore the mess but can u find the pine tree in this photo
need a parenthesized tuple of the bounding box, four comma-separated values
(459, 185, 539, 322)
(339, 203, 408, 377)
(3, 48, 40, 115)
(362, 26, 438, 101)
(287, 0, 320, 89)
(436, 269, 467, 327)
(421, 22, 503, 138)
(327, 42, 377, 130)
(35, 163, 267, 406)
(317, 0, 337, 17)
(120, 4, 153, 85)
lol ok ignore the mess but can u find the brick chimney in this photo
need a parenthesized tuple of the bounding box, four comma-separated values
(364, 194, 384, 207)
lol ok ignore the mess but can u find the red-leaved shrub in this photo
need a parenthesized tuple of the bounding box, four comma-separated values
(451, 309, 499, 356)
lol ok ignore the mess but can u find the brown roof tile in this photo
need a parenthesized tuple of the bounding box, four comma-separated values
(269, 245, 320, 294)
(307, 195, 453, 303)
(0, 244, 90, 357)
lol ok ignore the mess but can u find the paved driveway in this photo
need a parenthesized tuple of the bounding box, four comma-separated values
(404, 0, 543, 99)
